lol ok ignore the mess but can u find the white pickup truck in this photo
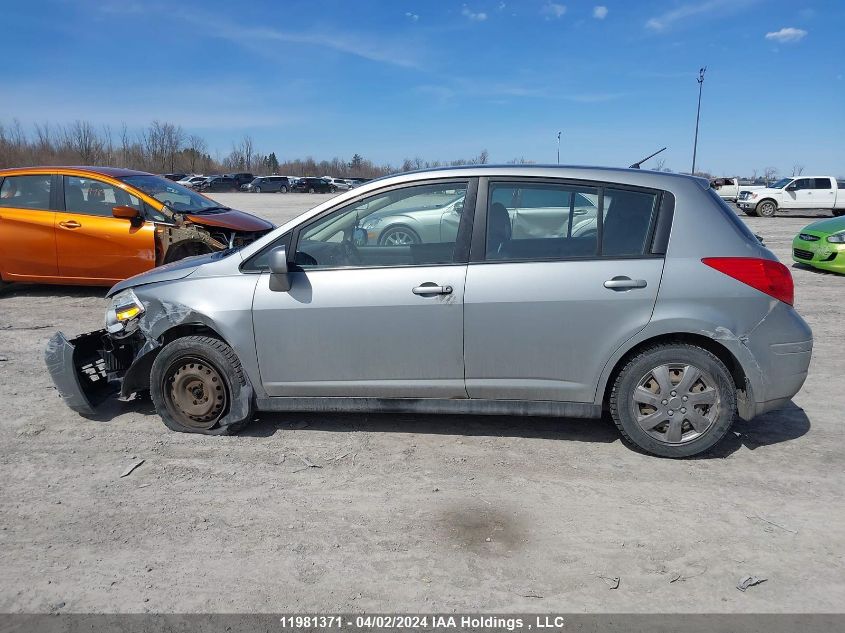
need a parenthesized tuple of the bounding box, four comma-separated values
(710, 177, 763, 202)
(736, 176, 845, 217)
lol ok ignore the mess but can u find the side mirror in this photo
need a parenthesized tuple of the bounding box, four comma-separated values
(268, 246, 291, 292)
(454, 202, 464, 215)
(112, 205, 140, 220)
(786, 184, 797, 191)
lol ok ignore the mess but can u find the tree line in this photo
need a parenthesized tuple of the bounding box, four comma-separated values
(0, 119, 492, 179)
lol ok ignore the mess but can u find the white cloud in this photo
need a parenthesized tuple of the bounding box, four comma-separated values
(593, 6, 608, 19)
(541, 2, 567, 18)
(462, 6, 488, 21)
(765, 27, 807, 43)
(405, 12, 419, 21)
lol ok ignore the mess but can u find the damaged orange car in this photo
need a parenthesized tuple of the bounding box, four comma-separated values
(0, 166, 273, 288)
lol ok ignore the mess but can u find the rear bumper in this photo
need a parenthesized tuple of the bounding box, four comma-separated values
(45, 330, 118, 415)
(741, 303, 813, 418)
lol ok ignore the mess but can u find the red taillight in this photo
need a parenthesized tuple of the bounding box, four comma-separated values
(702, 257, 794, 305)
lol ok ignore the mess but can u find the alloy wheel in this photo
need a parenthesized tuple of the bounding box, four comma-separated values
(381, 229, 418, 246)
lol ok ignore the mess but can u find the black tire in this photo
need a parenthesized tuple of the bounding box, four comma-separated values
(330, 186, 337, 193)
(253, 186, 261, 193)
(609, 343, 737, 458)
(833, 209, 844, 217)
(279, 186, 287, 193)
(150, 336, 253, 435)
(756, 200, 777, 217)
(308, 187, 315, 194)
(378, 225, 421, 246)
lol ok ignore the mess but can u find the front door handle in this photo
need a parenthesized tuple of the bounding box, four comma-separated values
(604, 276, 647, 290)
(59, 220, 81, 229)
(412, 283, 453, 296)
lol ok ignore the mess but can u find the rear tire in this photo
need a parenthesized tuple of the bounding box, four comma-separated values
(150, 336, 253, 435)
(757, 200, 777, 217)
(833, 209, 844, 217)
(609, 343, 737, 458)
(279, 186, 287, 193)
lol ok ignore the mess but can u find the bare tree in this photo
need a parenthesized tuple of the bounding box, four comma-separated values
(792, 164, 805, 177)
(763, 166, 778, 185)
(66, 120, 104, 164)
(185, 134, 207, 173)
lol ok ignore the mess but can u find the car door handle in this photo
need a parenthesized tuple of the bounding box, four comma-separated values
(412, 283, 453, 296)
(59, 220, 81, 229)
(604, 276, 647, 290)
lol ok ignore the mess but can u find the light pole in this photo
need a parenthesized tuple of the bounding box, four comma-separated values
(557, 131, 562, 164)
(691, 66, 706, 175)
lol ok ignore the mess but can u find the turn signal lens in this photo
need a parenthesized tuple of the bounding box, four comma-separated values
(702, 257, 794, 306)
(115, 305, 142, 321)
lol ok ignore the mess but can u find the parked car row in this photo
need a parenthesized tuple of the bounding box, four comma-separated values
(171, 172, 371, 195)
(41, 165, 813, 459)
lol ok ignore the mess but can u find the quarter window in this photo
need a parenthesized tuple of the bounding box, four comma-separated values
(601, 188, 659, 257)
(64, 176, 141, 217)
(0, 175, 52, 210)
(294, 182, 469, 269)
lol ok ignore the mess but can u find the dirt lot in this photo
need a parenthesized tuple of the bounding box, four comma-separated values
(1, 193, 843, 614)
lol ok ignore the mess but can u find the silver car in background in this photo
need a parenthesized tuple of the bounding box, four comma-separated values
(46, 166, 812, 458)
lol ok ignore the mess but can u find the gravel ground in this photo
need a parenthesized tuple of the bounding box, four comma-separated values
(0, 192, 842, 614)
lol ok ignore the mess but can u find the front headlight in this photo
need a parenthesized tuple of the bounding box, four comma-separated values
(361, 217, 383, 229)
(827, 232, 845, 244)
(106, 289, 145, 335)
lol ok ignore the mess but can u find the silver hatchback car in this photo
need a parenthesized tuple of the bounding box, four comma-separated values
(46, 166, 812, 457)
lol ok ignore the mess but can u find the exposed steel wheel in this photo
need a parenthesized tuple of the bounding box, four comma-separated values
(757, 200, 777, 217)
(163, 356, 228, 430)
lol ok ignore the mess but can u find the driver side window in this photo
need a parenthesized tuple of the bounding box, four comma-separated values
(294, 182, 469, 269)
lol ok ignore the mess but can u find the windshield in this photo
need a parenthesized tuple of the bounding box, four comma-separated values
(121, 174, 222, 212)
(770, 178, 792, 189)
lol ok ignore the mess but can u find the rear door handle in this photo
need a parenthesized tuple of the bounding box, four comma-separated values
(59, 220, 81, 229)
(412, 283, 453, 296)
(604, 276, 647, 290)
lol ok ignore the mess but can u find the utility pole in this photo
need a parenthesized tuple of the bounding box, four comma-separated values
(691, 66, 706, 175)
(557, 131, 562, 164)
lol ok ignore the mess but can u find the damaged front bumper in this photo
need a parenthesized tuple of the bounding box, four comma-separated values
(45, 329, 145, 415)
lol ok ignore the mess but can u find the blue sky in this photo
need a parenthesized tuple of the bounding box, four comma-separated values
(1, 0, 843, 176)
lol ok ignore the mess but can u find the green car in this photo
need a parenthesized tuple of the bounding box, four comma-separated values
(792, 216, 845, 274)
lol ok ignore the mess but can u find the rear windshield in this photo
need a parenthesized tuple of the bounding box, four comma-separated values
(706, 188, 758, 242)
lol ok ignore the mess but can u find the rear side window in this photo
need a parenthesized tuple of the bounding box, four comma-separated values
(0, 175, 52, 210)
(814, 178, 832, 189)
(486, 183, 599, 260)
(484, 182, 659, 261)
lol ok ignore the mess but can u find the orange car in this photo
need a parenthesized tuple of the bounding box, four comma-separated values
(0, 166, 273, 288)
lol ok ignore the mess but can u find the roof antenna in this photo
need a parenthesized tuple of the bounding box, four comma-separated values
(630, 147, 667, 169)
